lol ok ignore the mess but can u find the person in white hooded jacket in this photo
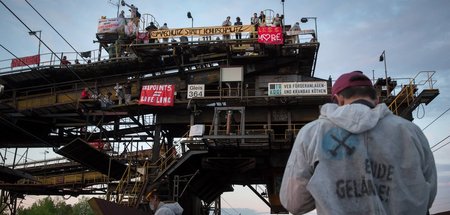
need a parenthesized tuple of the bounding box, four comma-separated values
(147, 189, 183, 215)
(280, 71, 437, 215)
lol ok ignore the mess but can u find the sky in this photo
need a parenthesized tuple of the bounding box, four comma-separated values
(1, 0, 450, 214)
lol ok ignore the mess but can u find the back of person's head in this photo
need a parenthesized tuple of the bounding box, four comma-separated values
(332, 71, 376, 101)
(146, 189, 160, 202)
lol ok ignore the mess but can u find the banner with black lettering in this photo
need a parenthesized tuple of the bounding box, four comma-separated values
(139, 85, 174, 106)
(149, 25, 255, 39)
(258, 26, 283, 45)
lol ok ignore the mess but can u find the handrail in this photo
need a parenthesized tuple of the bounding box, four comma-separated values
(388, 84, 416, 115)
(0, 49, 115, 74)
(20, 171, 109, 187)
(387, 71, 436, 115)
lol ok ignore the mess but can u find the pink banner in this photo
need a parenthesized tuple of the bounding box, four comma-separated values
(139, 85, 174, 106)
(258, 26, 284, 45)
(11, 54, 40, 68)
(137, 32, 149, 43)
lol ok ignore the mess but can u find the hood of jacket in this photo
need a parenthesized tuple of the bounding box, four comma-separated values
(319, 102, 391, 134)
(161, 202, 183, 215)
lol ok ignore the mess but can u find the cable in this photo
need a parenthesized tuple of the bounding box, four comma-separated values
(221, 197, 241, 215)
(432, 140, 450, 153)
(430, 135, 450, 149)
(0, 1, 107, 149)
(0, 0, 90, 88)
(0, 114, 56, 147)
(24, 0, 87, 63)
(4, 148, 37, 163)
(0, 44, 83, 109)
(422, 107, 450, 131)
(0, 44, 52, 84)
(221, 209, 233, 215)
(415, 103, 425, 119)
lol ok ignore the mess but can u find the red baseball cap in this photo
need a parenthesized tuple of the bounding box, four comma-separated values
(332, 71, 373, 96)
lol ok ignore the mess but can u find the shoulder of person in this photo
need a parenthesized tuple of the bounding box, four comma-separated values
(155, 206, 174, 215)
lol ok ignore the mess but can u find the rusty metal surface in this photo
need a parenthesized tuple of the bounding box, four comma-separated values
(56, 138, 127, 180)
(89, 197, 149, 215)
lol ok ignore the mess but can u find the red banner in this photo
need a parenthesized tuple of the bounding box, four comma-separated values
(137, 31, 149, 43)
(258, 26, 284, 45)
(139, 85, 174, 106)
(11, 54, 40, 68)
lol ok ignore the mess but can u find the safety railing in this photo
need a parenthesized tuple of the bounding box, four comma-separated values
(387, 71, 436, 115)
(107, 159, 151, 207)
(19, 171, 109, 187)
(388, 84, 416, 115)
(0, 50, 105, 74)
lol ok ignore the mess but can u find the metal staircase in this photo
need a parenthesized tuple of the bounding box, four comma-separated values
(387, 71, 439, 120)
(107, 139, 183, 207)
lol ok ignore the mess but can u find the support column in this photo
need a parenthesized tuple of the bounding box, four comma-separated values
(151, 124, 161, 163)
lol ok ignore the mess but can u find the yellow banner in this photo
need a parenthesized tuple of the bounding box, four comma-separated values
(149, 25, 255, 39)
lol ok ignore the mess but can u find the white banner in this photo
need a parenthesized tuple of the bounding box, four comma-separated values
(268, 81, 327, 96)
(97, 18, 121, 33)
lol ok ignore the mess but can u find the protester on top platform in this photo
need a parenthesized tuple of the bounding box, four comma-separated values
(288, 22, 301, 44)
(258, 11, 266, 26)
(272, 13, 282, 27)
(250, 12, 259, 38)
(234, 17, 243, 45)
(251, 12, 259, 26)
(122, 1, 139, 26)
(122, 1, 137, 18)
(119, 10, 125, 19)
(222, 16, 232, 40)
(146, 22, 158, 43)
(60, 56, 71, 66)
(289, 22, 301, 31)
(159, 23, 169, 43)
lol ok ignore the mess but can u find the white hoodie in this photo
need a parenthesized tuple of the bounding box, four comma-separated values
(155, 202, 183, 215)
(280, 103, 437, 215)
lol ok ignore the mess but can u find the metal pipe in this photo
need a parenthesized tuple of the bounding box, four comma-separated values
(28, 30, 42, 66)
(226, 110, 232, 135)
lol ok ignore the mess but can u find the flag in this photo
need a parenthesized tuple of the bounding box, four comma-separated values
(80, 51, 91, 58)
(11, 54, 40, 68)
(379, 51, 385, 62)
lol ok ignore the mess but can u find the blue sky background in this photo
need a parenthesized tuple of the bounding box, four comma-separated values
(1, 0, 450, 214)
